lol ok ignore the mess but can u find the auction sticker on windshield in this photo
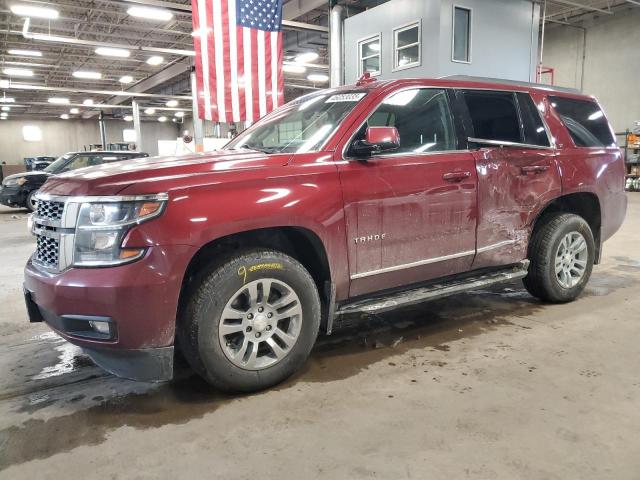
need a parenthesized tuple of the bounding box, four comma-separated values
(326, 93, 366, 103)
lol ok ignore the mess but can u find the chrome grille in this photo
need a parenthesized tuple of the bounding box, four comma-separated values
(36, 199, 64, 221)
(35, 235, 59, 269)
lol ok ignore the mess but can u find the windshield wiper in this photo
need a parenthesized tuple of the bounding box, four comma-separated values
(239, 145, 280, 154)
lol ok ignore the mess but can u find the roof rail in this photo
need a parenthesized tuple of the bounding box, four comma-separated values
(439, 75, 582, 95)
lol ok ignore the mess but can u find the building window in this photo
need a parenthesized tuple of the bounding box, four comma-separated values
(358, 34, 381, 76)
(22, 125, 42, 142)
(393, 21, 421, 71)
(452, 6, 471, 63)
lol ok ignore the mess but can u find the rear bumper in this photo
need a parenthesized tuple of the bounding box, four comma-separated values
(0, 186, 25, 208)
(23, 244, 196, 381)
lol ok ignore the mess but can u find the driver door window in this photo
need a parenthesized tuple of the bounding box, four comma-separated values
(350, 88, 457, 156)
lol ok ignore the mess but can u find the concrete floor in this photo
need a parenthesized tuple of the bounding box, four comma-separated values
(1, 196, 639, 479)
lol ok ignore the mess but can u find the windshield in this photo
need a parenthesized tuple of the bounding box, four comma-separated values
(44, 154, 74, 173)
(226, 90, 367, 154)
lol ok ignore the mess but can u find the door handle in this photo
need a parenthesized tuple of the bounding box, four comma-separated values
(521, 165, 550, 175)
(443, 171, 471, 182)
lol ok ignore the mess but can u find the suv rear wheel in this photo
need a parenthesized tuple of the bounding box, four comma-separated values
(523, 213, 595, 303)
(178, 249, 321, 392)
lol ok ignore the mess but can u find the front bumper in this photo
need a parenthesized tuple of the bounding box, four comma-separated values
(23, 244, 195, 382)
(0, 186, 26, 208)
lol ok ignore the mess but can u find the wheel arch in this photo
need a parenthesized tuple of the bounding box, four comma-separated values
(177, 226, 333, 333)
(530, 192, 602, 263)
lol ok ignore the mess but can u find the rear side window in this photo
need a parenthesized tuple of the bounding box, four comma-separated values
(516, 93, 550, 147)
(549, 96, 615, 147)
(462, 91, 521, 143)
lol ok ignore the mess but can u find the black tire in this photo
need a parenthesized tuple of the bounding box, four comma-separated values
(178, 249, 321, 392)
(523, 213, 595, 303)
(25, 190, 38, 213)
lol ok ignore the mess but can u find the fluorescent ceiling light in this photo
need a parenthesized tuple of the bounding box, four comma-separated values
(174, 111, 185, 117)
(307, 73, 329, 82)
(127, 6, 173, 21)
(1, 106, 10, 112)
(60, 114, 69, 119)
(70, 108, 79, 114)
(0, 112, 7, 117)
(3, 67, 33, 77)
(95, 47, 130, 58)
(0, 97, 15, 103)
(146, 56, 164, 66)
(119, 75, 134, 84)
(158, 116, 167, 122)
(283, 64, 306, 74)
(166, 99, 178, 107)
(295, 52, 319, 63)
(144, 108, 156, 115)
(124, 115, 133, 122)
(48, 97, 70, 104)
(0, 80, 9, 89)
(10, 4, 59, 19)
(7, 49, 42, 57)
(83, 99, 94, 106)
(73, 71, 102, 80)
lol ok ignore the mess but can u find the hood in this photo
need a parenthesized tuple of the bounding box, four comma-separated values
(2, 170, 51, 184)
(39, 149, 292, 196)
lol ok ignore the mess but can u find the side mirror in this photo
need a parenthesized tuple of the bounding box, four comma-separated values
(351, 126, 401, 157)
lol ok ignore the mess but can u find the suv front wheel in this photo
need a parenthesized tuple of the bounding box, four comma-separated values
(524, 213, 595, 303)
(178, 249, 321, 392)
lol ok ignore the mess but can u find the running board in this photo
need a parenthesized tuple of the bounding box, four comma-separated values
(337, 261, 530, 316)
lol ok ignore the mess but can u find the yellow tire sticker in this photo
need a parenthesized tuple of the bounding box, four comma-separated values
(238, 263, 284, 284)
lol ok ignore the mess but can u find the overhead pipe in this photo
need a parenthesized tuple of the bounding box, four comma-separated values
(4, 82, 192, 99)
(21, 18, 195, 57)
(329, 5, 344, 88)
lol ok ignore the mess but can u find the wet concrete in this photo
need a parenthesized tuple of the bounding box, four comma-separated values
(1, 197, 640, 479)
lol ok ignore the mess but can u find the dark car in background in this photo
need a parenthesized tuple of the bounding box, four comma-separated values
(1, 151, 149, 211)
(24, 156, 56, 171)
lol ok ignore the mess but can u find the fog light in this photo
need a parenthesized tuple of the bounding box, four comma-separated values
(89, 320, 110, 335)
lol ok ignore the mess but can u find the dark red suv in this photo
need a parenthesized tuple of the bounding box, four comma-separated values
(24, 76, 627, 391)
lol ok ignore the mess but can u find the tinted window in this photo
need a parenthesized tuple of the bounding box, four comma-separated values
(354, 88, 457, 154)
(517, 93, 550, 147)
(549, 96, 615, 147)
(463, 91, 521, 143)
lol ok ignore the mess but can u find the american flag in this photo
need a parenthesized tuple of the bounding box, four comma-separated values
(191, 0, 284, 123)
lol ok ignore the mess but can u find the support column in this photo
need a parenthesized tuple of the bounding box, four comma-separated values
(329, 5, 344, 88)
(190, 70, 204, 152)
(132, 100, 142, 151)
(98, 110, 107, 148)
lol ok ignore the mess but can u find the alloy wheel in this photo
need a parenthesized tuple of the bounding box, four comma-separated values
(554, 231, 588, 288)
(218, 278, 302, 370)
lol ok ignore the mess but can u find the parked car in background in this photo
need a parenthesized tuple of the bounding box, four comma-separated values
(24, 156, 56, 171)
(23, 76, 626, 392)
(1, 151, 149, 211)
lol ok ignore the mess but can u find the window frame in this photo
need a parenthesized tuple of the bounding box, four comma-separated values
(392, 21, 421, 72)
(452, 5, 472, 64)
(357, 33, 382, 77)
(342, 87, 464, 160)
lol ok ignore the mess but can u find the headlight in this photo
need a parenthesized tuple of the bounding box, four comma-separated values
(2, 178, 19, 187)
(73, 194, 167, 267)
